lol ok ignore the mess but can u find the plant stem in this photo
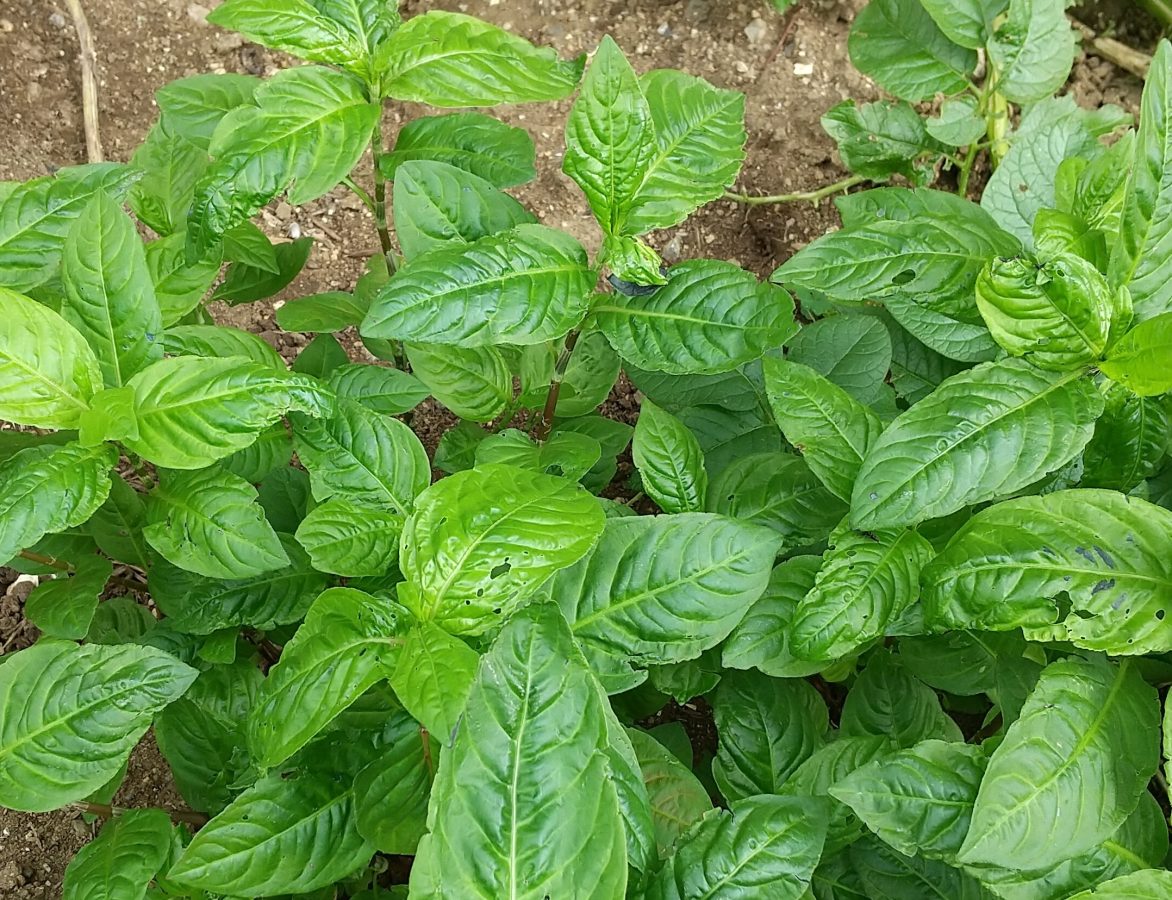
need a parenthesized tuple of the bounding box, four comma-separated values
(534, 330, 581, 443)
(957, 139, 981, 198)
(723, 174, 866, 206)
(341, 175, 376, 213)
(370, 115, 397, 273)
(18, 550, 146, 593)
(420, 727, 435, 780)
(72, 801, 208, 828)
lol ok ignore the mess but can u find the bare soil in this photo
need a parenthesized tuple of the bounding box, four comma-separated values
(0, 0, 1153, 894)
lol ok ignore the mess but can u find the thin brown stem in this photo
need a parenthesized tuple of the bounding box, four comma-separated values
(73, 801, 209, 828)
(534, 330, 580, 442)
(371, 116, 397, 273)
(64, 0, 103, 162)
(18, 550, 146, 593)
(724, 174, 866, 206)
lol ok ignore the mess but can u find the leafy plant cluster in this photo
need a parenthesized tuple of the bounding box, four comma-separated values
(2, 0, 1172, 897)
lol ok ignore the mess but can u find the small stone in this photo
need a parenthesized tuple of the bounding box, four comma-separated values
(793, 62, 814, 76)
(0, 18, 14, 32)
(656, 22, 671, 36)
(213, 33, 243, 51)
(662, 235, 684, 263)
(187, 3, 211, 24)
(48, 12, 66, 28)
(744, 18, 768, 44)
(274, 201, 293, 220)
(735, 60, 750, 74)
(287, 221, 301, 239)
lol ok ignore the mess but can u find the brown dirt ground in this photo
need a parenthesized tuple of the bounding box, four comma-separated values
(0, 0, 1154, 894)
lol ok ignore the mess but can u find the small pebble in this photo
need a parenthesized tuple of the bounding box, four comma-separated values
(0, 18, 14, 32)
(744, 18, 768, 44)
(275, 200, 293, 220)
(187, 3, 211, 24)
(287, 221, 301, 239)
(48, 12, 66, 28)
(735, 60, 750, 73)
(794, 62, 814, 76)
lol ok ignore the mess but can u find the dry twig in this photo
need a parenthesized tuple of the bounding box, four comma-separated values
(65, 0, 103, 162)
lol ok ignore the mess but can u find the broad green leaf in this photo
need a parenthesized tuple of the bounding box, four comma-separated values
(1101, 311, 1172, 396)
(380, 11, 584, 107)
(219, 420, 292, 482)
(1082, 383, 1168, 490)
(975, 252, 1118, 370)
(596, 260, 797, 374)
(145, 234, 221, 325)
(554, 414, 634, 493)
(169, 741, 375, 896)
(123, 356, 328, 469)
(62, 808, 174, 900)
(326, 363, 428, 416)
(785, 315, 893, 406)
(291, 398, 430, 515)
(213, 235, 313, 304)
(61, 191, 163, 386)
(405, 342, 512, 422)
(648, 649, 721, 703)
(292, 332, 348, 379)
(129, 124, 207, 236)
(792, 526, 935, 661)
(401, 465, 604, 635)
(294, 497, 402, 576)
(848, 0, 976, 101)
(518, 329, 621, 416)
(646, 795, 829, 900)
(0, 288, 104, 428)
(831, 739, 985, 861)
(883, 292, 999, 362)
(707, 452, 846, 550)
(1067, 870, 1172, 899)
(926, 96, 989, 145)
(822, 100, 944, 186)
(0, 641, 197, 811)
(923, 490, 1172, 654)
(0, 442, 117, 563)
(313, 0, 401, 62)
(625, 69, 746, 234)
(474, 428, 601, 482)
(145, 466, 289, 578)
(850, 360, 1103, 529)
(887, 323, 966, 403)
(248, 588, 403, 767)
(835, 185, 986, 228)
(900, 631, 1039, 703)
(712, 672, 828, 801)
(149, 540, 328, 634)
(393, 160, 535, 259)
(206, 0, 370, 72)
(626, 727, 712, 856)
(155, 73, 260, 149)
(987, 0, 1077, 104)
(389, 623, 478, 745)
(433, 420, 490, 475)
(563, 36, 652, 234)
(379, 112, 537, 187)
(24, 554, 112, 641)
(840, 652, 963, 747)
(763, 358, 884, 502)
(851, 835, 991, 900)
(775, 203, 1019, 308)
(633, 399, 708, 513)
(959, 657, 1158, 869)
(361, 224, 592, 346)
(275, 290, 367, 332)
(918, 0, 1005, 47)
(409, 603, 627, 899)
(353, 712, 433, 854)
(187, 66, 379, 257)
(556, 513, 782, 665)
(722, 556, 825, 678)
(0, 163, 138, 292)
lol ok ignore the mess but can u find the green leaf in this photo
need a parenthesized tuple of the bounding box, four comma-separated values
(394, 160, 535, 259)
(712, 671, 828, 801)
(62, 808, 174, 900)
(275, 290, 367, 332)
(408, 603, 627, 899)
(918, 0, 1005, 47)
(222, 220, 279, 273)
(169, 740, 375, 896)
(353, 712, 433, 854)
(248, 588, 403, 767)
(292, 332, 348, 378)
(563, 36, 653, 235)
(556, 513, 782, 665)
(24, 555, 112, 641)
(145, 234, 221, 326)
(850, 360, 1103, 529)
(707, 453, 846, 550)
(1111, 42, 1172, 321)
(851, 835, 991, 900)
(1067, 871, 1172, 899)
(149, 539, 328, 634)
(145, 466, 289, 578)
(219, 421, 292, 482)
(722, 556, 826, 678)
(596, 260, 797, 375)
(926, 96, 989, 145)
(123, 356, 328, 469)
(381, 11, 584, 107)
(646, 795, 829, 900)
(625, 69, 746, 234)
(831, 739, 985, 861)
(433, 421, 490, 475)
(361, 224, 592, 346)
(0, 288, 104, 428)
(292, 398, 430, 514)
(389, 623, 478, 745)
(61, 191, 163, 386)
(0, 163, 138, 293)
(626, 727, 712, 856)
(187, 66, 379, 257)
(883, 292, 999, 363)
(401, 465, 604, 635)
(129, 124, 207, 236)
(840, 652, 962, 747)
(327, 363, 428, 416)
(1101, 311, 1172, 395)
(162, 325, 283, 370)
(474, 428, 601, 482)
(987, 0, 1077, 104)
(785, 315, 893, 406)
(294, 497, 402, 576)
(379, 112, 537, 187)
(923, 490, 1172, 654)
(887, 323, 965, 404)
(206, 0, 370, 72)
(213, 235, 313, 304)
(848, 0, 976, 101)
(822, 100, 944, 185)
(1081, 383, 1169, 491)
(0, 641, 197, 811)
(975, 252, 1118, 370)
(633, 399, 708, 513)
(763, 358, 884, 502)
(900, 631, 1039, 702)
(519, 329, 621, 417)
(405, 342, 512, 422)
(0, 442, 117, 564)
(959, 656, 1158, 869)
(155, 73, 260, 149)
(792, 526, 935, 661)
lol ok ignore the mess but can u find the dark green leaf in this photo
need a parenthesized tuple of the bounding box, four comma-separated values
(379, 112, 537, 187)
(213, 235, 313, 304)
(840, 652, 962, 747)
(822, 100, 944, 185)
(633, 399, 708, 513)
